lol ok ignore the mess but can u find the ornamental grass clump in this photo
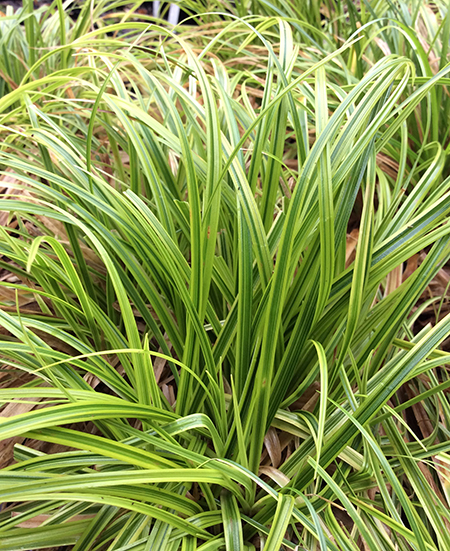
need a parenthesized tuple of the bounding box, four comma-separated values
(0, 1, 450, 550)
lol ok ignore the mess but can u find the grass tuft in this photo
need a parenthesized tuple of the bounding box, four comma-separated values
(0, 1, 450, 550)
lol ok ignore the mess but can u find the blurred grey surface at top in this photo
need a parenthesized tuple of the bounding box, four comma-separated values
(152, 1, 181, 25)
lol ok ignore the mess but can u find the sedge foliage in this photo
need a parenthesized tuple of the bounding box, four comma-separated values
(0, 1, 450, 550)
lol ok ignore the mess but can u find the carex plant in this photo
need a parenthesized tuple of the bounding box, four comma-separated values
(0, 3, 450, 551)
